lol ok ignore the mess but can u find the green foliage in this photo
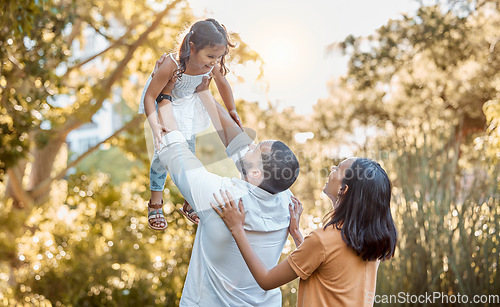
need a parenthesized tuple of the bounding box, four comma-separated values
(0, 0, 73, 177)
(0, 0, 265, 305)
(1, 0, 499, 306)
(75, 146, 142, 186)
(313, 0, 500, 305)
(483, 98, 500, 163)
(1, 170, 196, 306)
(336, 0, 498, 137)
(372, 121, 499, 304)
(0, 0, 197, 203)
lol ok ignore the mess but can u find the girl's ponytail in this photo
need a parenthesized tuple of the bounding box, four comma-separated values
(175, 30, 194, 80)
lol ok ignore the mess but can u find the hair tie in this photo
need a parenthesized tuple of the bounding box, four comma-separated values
(189, 31, 194, 35)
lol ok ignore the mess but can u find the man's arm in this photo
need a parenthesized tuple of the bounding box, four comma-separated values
(212, 66, 242, 127)
(197, 90, 256, 165)
(155, 71, 254, 216)
(199, 90, 244, 147)
(195, 77, 245, 148)
(156, 86, 224, 216)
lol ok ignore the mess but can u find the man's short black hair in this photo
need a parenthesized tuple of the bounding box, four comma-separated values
(259, 141, 299, 194)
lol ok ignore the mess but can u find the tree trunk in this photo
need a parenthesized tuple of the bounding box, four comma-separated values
(27, 135, 67, 204)
(4, 0, 182, 206)
(5, 159, 29, 208)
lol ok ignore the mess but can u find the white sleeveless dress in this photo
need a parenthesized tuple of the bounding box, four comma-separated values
(139, 53, 211, 140)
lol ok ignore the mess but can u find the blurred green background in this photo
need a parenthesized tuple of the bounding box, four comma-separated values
(0, 0, 499, 306)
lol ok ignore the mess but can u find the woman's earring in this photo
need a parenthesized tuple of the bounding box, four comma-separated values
(334, 196, 341, 208)
(335, 187, 344, 207)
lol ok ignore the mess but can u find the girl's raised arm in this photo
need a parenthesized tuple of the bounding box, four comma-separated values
(212, 67, 242, 127)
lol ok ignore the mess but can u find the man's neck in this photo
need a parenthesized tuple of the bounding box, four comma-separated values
(239, 176, 276, 195)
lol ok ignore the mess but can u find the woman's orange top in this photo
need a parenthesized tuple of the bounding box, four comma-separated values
(288, 227, 380, 307)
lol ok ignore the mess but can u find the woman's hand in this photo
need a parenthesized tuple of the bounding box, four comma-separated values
(288, 196, 303, 232)
(211, 190, 298, 291)
(211, 190, 245, 234)
(288, 196, 304, 246)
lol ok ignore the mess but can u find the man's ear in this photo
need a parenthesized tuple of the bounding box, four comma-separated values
(248, 169, 262, 179)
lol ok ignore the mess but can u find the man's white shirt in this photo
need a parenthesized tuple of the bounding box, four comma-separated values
(158, 131, 292, 306)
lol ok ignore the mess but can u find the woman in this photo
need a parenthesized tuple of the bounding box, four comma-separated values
(212, 157, 397, 306)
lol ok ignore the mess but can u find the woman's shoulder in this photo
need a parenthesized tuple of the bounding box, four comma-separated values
(310, 226, 344, 245)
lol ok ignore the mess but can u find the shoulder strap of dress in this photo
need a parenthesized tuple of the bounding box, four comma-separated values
(169, 53, 180, 68)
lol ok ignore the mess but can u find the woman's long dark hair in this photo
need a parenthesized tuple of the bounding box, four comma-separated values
(175, 18, 235, 79)
(324, 158, 397, 261)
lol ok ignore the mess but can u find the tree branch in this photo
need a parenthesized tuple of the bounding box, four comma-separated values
(60, 0, 183, 135)
(102, 0, 183, 94)
(63, 21, 138, 78)
(7, 54, 26, 78)
(66, 18, 82, 47)
(29, 0, 185, 200)
(87, 22, 115, 41)
(30, 114, 143, 198)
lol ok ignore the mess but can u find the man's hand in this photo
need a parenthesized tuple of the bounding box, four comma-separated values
(151, 53, 167, 77)
(195, 75, 212, 93)
(150, 118, 169, 150)
(229, 109, 242, 127)
(161, 76, 176, 95)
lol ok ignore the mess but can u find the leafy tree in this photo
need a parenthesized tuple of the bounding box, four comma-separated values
(2, 0, 187, 206)
(312, 0, 500, 304)
(4, 0, 498, 305)
(324, 0, 500, 138)
(1, 0, 261, 205)
(0, 0, 264, 305)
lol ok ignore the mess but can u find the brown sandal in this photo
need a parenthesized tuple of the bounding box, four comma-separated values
(177, 201, 199, 225)
(148, 199, 167, 230)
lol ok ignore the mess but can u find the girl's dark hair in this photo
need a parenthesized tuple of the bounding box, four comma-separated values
(175, 18, 235, 79)
(324, 158, 397, 261)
